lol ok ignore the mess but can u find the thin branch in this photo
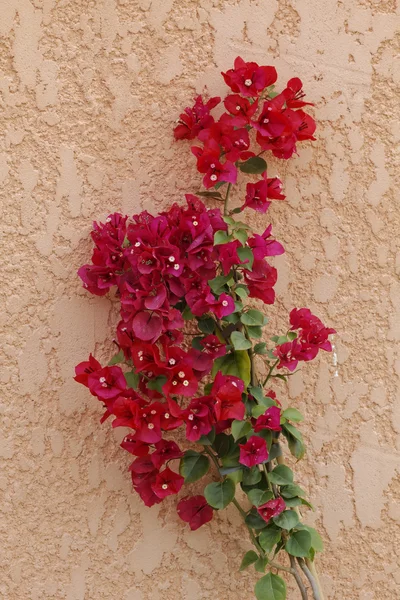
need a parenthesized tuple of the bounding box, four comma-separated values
(290, 556, 309, 600)
(297, 558, 322, 600)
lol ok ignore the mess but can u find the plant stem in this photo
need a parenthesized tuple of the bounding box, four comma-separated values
(263, 359, 279, 386)
(290, 556, 309, 600)
(297, 559, 323, 600)
(305, 559, 325, 600)
(224, 183, 232, 215)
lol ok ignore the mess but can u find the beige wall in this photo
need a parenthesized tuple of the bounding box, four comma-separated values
(1, 1, 399, 599)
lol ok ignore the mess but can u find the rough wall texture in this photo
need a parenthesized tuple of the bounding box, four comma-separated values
(1, 1, 400, 599)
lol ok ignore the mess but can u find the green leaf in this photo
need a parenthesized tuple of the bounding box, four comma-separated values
(124, 371, 139, 390)
(297, 525, 324, 552)
(283, 423, 303, 441)
(212, 351, 251, 387)
(179, 450, 210, 484)
(273, 510, 299, 531)
(254, 556, 268, 573)
(146, 375, 167, 393)
(246, 325, 263, 339)
(249, 386, 265, 403)
(247, 489, 273, 507)
(240, 156, 268, 175)
(283, 497, 303, 508)
(197, 317, 215, 335)
(285, 530, 312, 558)
(108, 350, 125, 365)
(242, 466, 262, 486)
(245, 510, 268, 530)
(241, 309, 267, 327)
(213, 433, 234, 458)
(231, 419, 252, 441)
(255, 572, 286, 600)
(254, 342, 268, 355)
(214, 230, 232, 245)
(233, 228, 248, 245)
(198, 427, 216, 446)
(287, 331, 297, 341)
(239, 550, 258, 571)
(231, 331, 252, 351)
(280, 484, 306, 499)
(282, 426, 306, 460)
(252, 404, 268, 418)
(227, 468, 243, 484)
(282, 408, 304, 422)
(268, 465, 294, 486)
(182, 304, 194, 321)
(235, 284, 249, 299)
(237, 246, 254, 270)
(209, 274, 232, 294)
(259, 526, 282, 553)
(300, 498, 314, 510)
(204, 479, 235, 510)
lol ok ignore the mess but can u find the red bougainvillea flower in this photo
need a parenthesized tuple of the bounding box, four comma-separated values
(174, 95, 221, 140)
(74, 354, 102, 386)
(87, 365, 127, 400)
(248, 225, 285, 260)
(191, 146, 238, 189)
(290, 307, 336, 353)
(177, 495, 214, 530)
(213, 372, 245, 422)
(254, 406, 282, 432)
(239, 436, 269, 467)
(223, 94, 258, 126)
(243, 259, 277, 305)
(200, 335, 227, 359)
(257, 497, 286, 523)
(273, 339, 303, 372)
(111, 397, 139, 428)
(152, 467, 184, 499)
(151, 440, 183, 470)
(222, 56, 277, 97)
(282, 78, 314, 109)
(120, 435, 150, 457)
(241, 176, 285, 213)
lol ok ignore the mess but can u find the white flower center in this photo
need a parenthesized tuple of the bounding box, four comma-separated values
(263, 118, 269, 124)
(236, 105, 241, 110)
(106, 217, 112, 223)
(178, 371, 185, 378)
(162, 484, 168, 490)
(210, 163, 216, 169)
(151, 410, 156, 415)
(148, 423, 154, 429)
(193, 221, 198, 226)
(169, 256, 175, 262)
(135, 242, 140, 247)
(183, 380, 189, 386)
(245, 78, 252, 86)
(188, 414, 194, 421)
(164, 413, 170, 419)
(99, 377, 106, 383)
(174, 264, 180, 270)
(172, 381, 177, 386)
(169, 358, 176, 366)
(222, 300, 228, 307)
(210, 174, 218, 182)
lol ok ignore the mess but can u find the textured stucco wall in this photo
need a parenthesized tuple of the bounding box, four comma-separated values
(1, 1, 399, 599)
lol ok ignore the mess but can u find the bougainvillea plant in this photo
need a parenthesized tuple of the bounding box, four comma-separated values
(75, 57, 335, 600)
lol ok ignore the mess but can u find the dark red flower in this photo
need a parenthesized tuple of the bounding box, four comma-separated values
(174, 95, 221, 140)
(177, 495, 214, 530)
(222, 57, 277, 97)
(151, 440, 183, 470)
(223, 94, 258, 126)
(239, 436, 269, 467)
(248, 225, 285, 260)
(87, 365, 127, 400)
(74, 354, 102, 386)
(152, 467, 184, 499)
(213, 373, 245, 422)
(254, 406, 282, 432)
(257, 497, 286, 523)
(243, 259, 277, 305)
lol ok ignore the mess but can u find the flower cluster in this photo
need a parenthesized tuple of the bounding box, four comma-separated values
(76, 57, 334, 600)
(175, 56, 316, 213)
(274, 308, 336, 372)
